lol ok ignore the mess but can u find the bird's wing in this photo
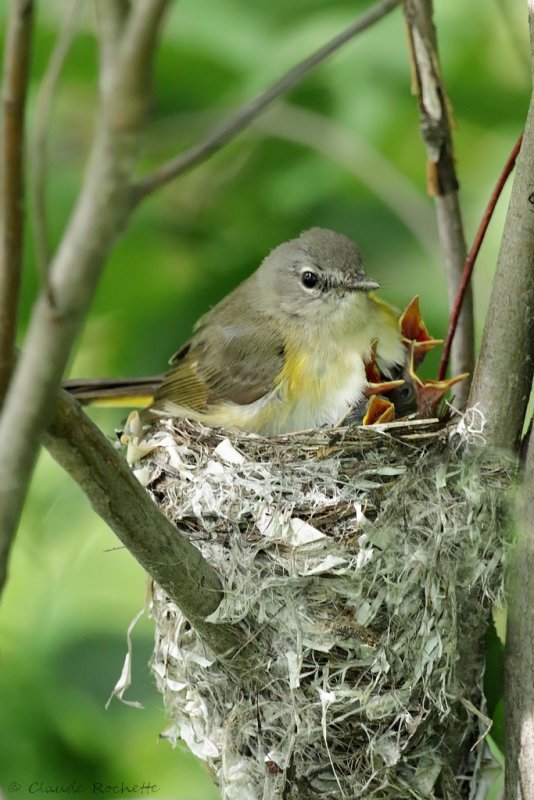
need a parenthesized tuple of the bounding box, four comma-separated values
(152, 318, 285, 412)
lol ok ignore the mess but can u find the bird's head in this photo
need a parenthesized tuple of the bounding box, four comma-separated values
(255, 227, 380, 331)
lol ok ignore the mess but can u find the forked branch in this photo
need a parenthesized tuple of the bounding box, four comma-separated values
(0, 0, 170, 596)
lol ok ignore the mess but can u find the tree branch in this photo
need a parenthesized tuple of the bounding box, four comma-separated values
(120, 0, 169, 73)
(468, 11, 534, 451)
(403, 0, 474, 408)
(0, 1, 170, 596)
(43, 391, 257, 672)
(132, 0, 403, 203)
(496, 7, 534, 786)
(94, 0, 130, 72)
(29, 0, 83, 281)
(0, 0, 34, 404)
(506, 417, 534, 799)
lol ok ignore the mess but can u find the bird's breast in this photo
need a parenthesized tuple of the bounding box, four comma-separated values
(250, 339, 368, 436)
(157, 298, 403, 436)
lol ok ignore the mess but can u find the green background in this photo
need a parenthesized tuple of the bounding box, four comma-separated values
(0, 0, 527, 798)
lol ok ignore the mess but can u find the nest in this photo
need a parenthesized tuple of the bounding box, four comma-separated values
(132, 411, 512, 800)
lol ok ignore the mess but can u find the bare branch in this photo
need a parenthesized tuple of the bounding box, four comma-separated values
(119, 0, 169, 77)
(506, 422, 534, 798)
(132, 0, 403, 203)
(495, 5, 534, 781)
(94, 0, 130, 72)
(494, 0, 534, 776)
(477, 9, 534, 789)
(45, 396, 223, 620)
(468, 97, 534, 445)
(43, 391, 257, 671)
(403, 0, 474, 408)
(0, 1, 171, 596)
(29, 0, 83, 281)
(100, 0, 169, 130)
(0, 0, 34, 404)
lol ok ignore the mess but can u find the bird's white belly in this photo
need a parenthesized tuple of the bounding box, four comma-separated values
(253, 347, 367, 436)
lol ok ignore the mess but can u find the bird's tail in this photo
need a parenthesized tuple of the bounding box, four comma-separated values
(63, 375, 164, 408)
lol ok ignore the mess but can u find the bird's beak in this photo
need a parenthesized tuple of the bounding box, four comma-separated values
(344, 273, 380, 292)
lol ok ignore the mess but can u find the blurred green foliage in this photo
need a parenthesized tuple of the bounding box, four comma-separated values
(0, 0, 528, 797)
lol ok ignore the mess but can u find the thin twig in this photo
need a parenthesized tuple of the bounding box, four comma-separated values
(0, 1, 170, 597)
(438, 132, 523, 382)
(29, 0, 83, 282)
(132, 0, 403, 203)
(43, 390, 258, 673)
(255, 103, 436, 259)
(0, 0, 34, 405)
(403, 0, 473, 407)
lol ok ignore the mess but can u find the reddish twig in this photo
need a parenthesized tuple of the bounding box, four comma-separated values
(438, 132, 524, 382)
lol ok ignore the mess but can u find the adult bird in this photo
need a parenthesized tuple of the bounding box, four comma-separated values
(65, 228, 405, 436)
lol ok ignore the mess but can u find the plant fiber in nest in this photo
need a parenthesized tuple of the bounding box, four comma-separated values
(133, 414, 512, 800)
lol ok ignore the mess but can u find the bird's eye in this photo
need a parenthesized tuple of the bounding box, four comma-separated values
(301, 270, 318, 289)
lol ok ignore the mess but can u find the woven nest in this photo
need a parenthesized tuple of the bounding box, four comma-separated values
(131, 411, 512, 800)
